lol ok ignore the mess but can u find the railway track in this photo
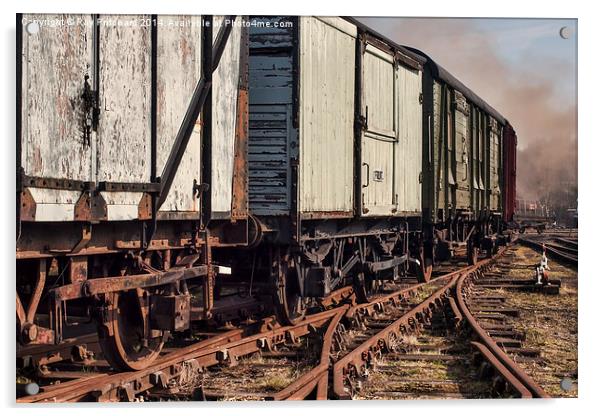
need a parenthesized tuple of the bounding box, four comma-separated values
(518, 236, 578, 266)
(17, 244, 553, 402)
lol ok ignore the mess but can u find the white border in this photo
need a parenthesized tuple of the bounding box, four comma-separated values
(1, 1, 597, 415)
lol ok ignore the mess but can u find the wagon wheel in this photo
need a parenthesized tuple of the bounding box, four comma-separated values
(467, 239, 479, 266)
(353, 245, 386, 303)
(98, 290, 165, 371)
(353, 271, 379, 304)
(417, 245, 433, 283)
(273, 250, 306, 326)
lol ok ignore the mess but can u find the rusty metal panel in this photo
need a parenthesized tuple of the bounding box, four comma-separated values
(211, 16, 242, 216)
(248, 17, 296, 215)
(298, 17, 356, 214)
(21, 14, 94, 221)
(96, 15, 151, 220)
(156, 15, 202, 213)
(394, 65, 422, 214)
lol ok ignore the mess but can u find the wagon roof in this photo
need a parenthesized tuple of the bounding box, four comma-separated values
(344, 17, 428, 67)
(403, 46, 507, 124)
(345, 17, 507, 125)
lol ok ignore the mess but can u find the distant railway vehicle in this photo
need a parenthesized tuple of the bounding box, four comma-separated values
(514, 199, 554, 233)
(16, 15, 517, 370)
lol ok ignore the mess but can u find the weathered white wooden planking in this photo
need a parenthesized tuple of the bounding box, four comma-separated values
(27, 188, 81, 221)
(21, 14, 94, 181)
(361, 135, 395, 216)
(95, 15, 151, 219)
(298, 17, 356, 213)
(96, 14, 152, 184)
(211, 15, 241, 215)
(363, 44, 395, 137)
(361, 44, 396, 216)
(21, 14, 244, 221)
(156, 15, 202, 212)
(395, 65, 422, 214)
(21, 14, 94, 220)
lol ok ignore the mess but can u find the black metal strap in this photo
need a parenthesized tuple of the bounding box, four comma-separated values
(155, 15, 236, 211)
(18, 173, 161, 194)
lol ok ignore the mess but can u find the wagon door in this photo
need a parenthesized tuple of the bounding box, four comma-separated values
(360, 44, 397, 216)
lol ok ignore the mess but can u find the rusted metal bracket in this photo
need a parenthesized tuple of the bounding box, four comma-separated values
(74, 190, 107, 222)
(230, 81, 249, 220)
(71, 224, 92, 253)
(19, 173, 160, 194)
(364, 254, 409, 273)
(50, 265, 208, 302)
(19, 188, 36, 221)
(17, 259, 52, 345)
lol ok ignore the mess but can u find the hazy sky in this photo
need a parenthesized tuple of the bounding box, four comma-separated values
(356, 17, 577, 200)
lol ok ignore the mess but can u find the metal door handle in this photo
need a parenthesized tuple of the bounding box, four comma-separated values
(362, 163, 370, 188)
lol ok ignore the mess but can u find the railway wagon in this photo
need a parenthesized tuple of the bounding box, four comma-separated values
(16, 13, 518, 371)
(16, 13, 251, 370)
(410, 48, 517, 265)
(238, 16, 431, 324)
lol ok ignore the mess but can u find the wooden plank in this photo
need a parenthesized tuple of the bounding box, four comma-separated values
(299, 16, 356, 213)
(21, 14, 94, 182)
(156, 15, 202, 213)
(211, 16, 242, 215)
(21, 14, 94, 221)
(395, 64, 422, 214)
(96, 15, 151, 220)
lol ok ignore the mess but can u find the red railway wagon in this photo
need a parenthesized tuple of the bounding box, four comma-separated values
(503, 123, 517, 223)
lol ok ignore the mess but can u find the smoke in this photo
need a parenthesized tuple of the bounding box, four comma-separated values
(358, 17, 577, 205)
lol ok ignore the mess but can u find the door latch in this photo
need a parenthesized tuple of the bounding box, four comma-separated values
(81, 74, 99, 146)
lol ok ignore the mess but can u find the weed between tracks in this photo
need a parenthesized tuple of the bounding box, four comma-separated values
(355, 328, 493, 400)
(184, 352, 314, 400)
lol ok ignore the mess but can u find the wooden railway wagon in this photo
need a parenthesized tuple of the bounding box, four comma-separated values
(16, 13, 252, 370)
(16, 13, 517, 371)
(238, 16, 430, 324)
(409, 48, 517, 265)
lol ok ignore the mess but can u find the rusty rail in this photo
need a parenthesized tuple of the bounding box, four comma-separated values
(518, 237, 577, 266)
(332, 270, 462, 399)
(19, 309, 344, 402)
(272, 307, 348, 400)
(455, 252, 550, 398)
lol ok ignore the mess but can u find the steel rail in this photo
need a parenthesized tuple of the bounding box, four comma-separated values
(20, 309, 342, 402)
(272, 307, 348, 400)
(455, 255, 550, 398)
(21, 249, 538, 402)
(332, 269, 464, 399)
(518, 237, 577, 266)
(18, 328, 246, 403)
